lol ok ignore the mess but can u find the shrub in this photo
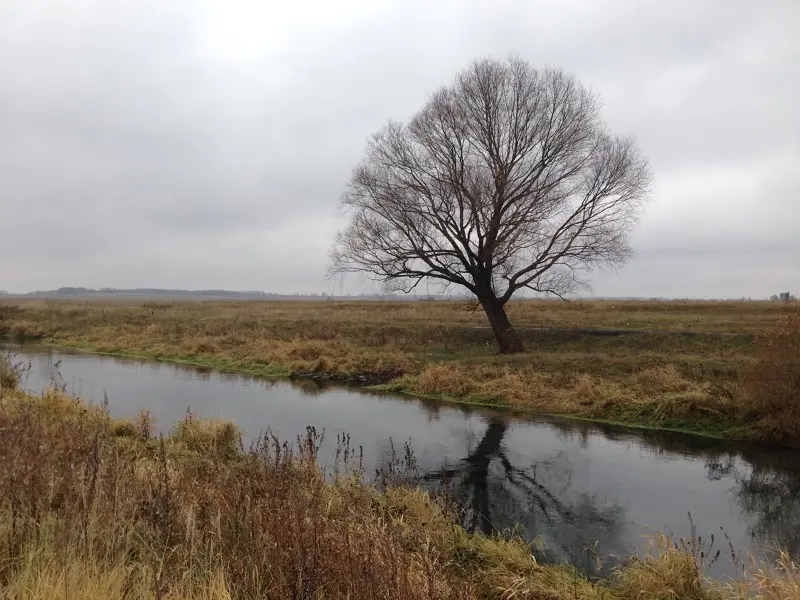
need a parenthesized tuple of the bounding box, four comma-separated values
(0, 351, 27, 393)
(743, 311, 800, 441)
(170, 410, 240, 460)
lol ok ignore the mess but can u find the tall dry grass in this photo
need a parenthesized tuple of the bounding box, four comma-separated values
(0, 351, 25, 392)
(743, 311, 800, 444)
(0, 390, 474, 598)
(1, 390, 798, 599)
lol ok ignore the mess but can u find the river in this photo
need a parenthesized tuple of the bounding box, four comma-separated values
(5, 344, 800, 578)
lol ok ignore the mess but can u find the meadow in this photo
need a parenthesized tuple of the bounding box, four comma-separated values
(1, 298, 798, 444)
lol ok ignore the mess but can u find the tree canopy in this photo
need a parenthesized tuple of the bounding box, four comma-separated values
(332, 57, 651, 352)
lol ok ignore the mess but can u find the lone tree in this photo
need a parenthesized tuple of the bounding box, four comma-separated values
(331, 58, 651, 353)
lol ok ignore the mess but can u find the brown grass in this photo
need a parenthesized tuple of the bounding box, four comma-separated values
(0, 351, 24, 391)
(1, 389, 798, 599)
(737, 550, 800, 599)
(613, 535, 720, 600)
(743, 311, 800, 444)
(0, 298, 793, 442)
(0, 389, 471, 598)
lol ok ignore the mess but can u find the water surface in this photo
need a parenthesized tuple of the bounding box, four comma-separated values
(7, 345, 800, 578)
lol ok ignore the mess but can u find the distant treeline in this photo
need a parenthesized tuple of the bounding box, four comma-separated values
(0, 288, 782, 301)
(0, 288, 438, 301)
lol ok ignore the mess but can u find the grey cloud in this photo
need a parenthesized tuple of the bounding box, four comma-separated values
(1, 0, 797, 296)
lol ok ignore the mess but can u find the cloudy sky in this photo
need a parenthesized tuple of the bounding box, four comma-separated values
(1, 0, 797, 298)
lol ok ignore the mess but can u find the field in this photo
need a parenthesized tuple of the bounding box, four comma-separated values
(1, 386, 798, 599)
(1, 298, 798, 443)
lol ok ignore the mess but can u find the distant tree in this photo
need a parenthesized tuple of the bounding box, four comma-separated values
(331, 57, 651, 353)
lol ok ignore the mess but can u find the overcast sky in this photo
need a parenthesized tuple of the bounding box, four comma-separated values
(1, 0, 798, 298)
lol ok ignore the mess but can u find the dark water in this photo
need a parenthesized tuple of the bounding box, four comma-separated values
(6, 345, 800, 578)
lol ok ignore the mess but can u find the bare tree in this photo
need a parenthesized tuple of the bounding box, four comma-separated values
(331, 57, 651, 353)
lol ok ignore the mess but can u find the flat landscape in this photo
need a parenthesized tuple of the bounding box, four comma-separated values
(2, 298, 796, 444)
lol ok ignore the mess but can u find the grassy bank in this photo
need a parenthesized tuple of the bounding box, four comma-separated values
(1, 298, 797, 444)
(1, 384, 798, 599)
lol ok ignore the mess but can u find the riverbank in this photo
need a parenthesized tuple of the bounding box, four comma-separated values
(1, 387, 797, 599)
(1, 299, 796, 445)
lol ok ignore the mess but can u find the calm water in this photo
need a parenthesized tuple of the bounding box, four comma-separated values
(6, 345, 800, 578)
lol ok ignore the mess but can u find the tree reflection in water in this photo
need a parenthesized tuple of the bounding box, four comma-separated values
(403, 400, 800, 573)
(413, 414, 626, 572)
(717, 456, 800, 557)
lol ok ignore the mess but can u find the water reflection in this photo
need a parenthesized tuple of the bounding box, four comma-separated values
(5, 344, 800, 578)
(408, 416, 625, 571)
(562, 422, 800, 563)
(287, 379, 328, 396)
(634, 432, 800, 559)
(390, 403, 800, 572)
(731, 459, 800, 557)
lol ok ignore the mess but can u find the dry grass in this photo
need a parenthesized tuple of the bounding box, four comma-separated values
(613, 536, 720, 600)
(1, 386, 798, 599)
(395, 359, 741, 436)
(743, 311, 800, 444)
(0, 389, 471, 598)
(0, 351, 25, 391)
(0, 298, 794, 442)
(737, 551, 800, 600)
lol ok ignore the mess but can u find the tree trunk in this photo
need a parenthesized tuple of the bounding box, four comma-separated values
(479, 295, 524, 353)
